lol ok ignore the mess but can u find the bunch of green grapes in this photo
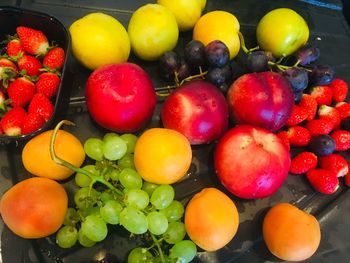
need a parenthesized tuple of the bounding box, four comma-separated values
(55, 132, 196, 263)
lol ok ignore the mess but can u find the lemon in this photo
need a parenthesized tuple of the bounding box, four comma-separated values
(69, 12, 130, 70)
(128, 4, 179, 61)
(199, 0, 207, 10)
(193, 11, 240, 60)
(256, 8, 309, 58)
(157, 0, 202, 31)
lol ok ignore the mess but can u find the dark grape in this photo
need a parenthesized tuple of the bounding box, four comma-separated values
(246, 51, 269, 72)
(309, 64, 335, 85)
(341, 117, 350, 131)
(205, 40, 230, 68)
(177, 59, 191, 82)
(205, 64, 232, 92)
(294, 91, 303, 103)
(159, 51, 181, 79)
(295, 45, 320, 66)
(184, 40, 206, 68)
(282, 68, 309, 93)
(309, 135, 336, 156)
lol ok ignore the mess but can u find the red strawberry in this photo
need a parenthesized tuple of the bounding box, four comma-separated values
(21, 112, 45, 135)
(319, 153, 349, 177)
(6, 38, 24, 57)
(276, 130, 290, 151)
(16, 26, 49, 56)
(330, 130, 350, 151)
(0, 57, 17, 86)
(28, 93, 54, 121)
(305, 118, 333, 136)
(328, 79, 348, 102)
(289, 151, 318, 175)
(7, 77, 35, 107)
(299, 94, 318, 121)
(345, 164, 350, 187)
(310, 85, 333, 105)
(36, 72, 60, 98)
(335, 102, 350, 120)
(43, 47, 65, 70)
(285, 104, 308, 126)
(306, 168, 339, 194)
(18, 55, 42, 76)
(0, 106, 27, 135)
(318, 105, 341, 129)
(287, 126, 311, 146)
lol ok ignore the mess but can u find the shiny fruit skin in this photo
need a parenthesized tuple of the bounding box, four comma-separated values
(193, 11, 240, 60)
(184, 187, 239, 251)
(128, 4, 179, 61)
(22, 130, 85, 180)
(256, 8, 309, 58)
(134, 128, 192, 184)
(0, 177, 68, 238)
(69, 12, 130, 70)
(85, 63, 156, 132)
(263, 203, 321, 261)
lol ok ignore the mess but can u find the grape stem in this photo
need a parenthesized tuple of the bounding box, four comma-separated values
(49, 120, 124, 196)
(150, 233, 165, 263)
(267, 61, 312, 72)
(238, 31, 259, 54)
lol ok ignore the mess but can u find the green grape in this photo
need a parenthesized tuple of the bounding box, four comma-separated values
(118, 153, 135, 169)
(78, 228, 96, 248)
(128, 247, 154, 263)
(103, 132, 119, 142)
(74, 187, 100, 210)
(150, 185, 175, 210)
(147, 211, 168, 235)
(159, 200, 184, 222)
(120, 133, 138, 154)
(56, 225, 78, 248)
(102, 135, 127, 161)
(81, 214, 108, 242)
(125, 189, 149, 210)
(84, 137, 104, 161)
(75, 165, 97, 187)
(63, 208, 79, 227)
(142, 181, 158, 197)
(81, 205, 100, 217)
(119, 168, 143, 189)
(99, 191, 114, 204)
(100, 200, 123, 225)
(108, 168, 120, 181)
(164, 221, 186, 244)
(120, 206, 148, 234)
(169, 240, 197, 263)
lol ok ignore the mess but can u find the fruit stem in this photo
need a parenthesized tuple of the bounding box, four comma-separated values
(267, 61, 312, 72)
(179, 70, 208, 86)
(50, 120, 123, 196)
(150, 233, 165, 263)
(238, 31, 259, 54)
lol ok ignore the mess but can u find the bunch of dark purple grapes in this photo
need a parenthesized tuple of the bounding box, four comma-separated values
(246, 44, 335, 101)
(158, 39, 234, 93)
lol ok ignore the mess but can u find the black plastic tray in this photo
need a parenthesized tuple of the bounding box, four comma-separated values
(1, 0, 350, 262)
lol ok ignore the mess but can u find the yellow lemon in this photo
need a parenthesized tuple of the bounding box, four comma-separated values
(193, 11, 240, 60)
(69, 12, 130, 70)
(128, 4, 179, 61)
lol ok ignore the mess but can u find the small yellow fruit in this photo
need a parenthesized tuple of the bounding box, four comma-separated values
(69, 12, 130, 70)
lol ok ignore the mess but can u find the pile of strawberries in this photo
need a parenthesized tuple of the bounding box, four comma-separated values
(0, 26, 65, 136)
(277, 79, 350, 194)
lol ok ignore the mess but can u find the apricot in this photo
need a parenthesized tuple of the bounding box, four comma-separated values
(263, 203, 321, 261)
(22, 129, 85, 180)
(184, 187, 239, 251)
(0, 177, 68, 238)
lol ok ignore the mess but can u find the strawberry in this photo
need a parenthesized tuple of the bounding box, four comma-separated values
(330, 129, 350, 151)
(0, 106, 27, 135)
(0, 57, 17, 87)
(310, 85, 333, 105)
(345, 164, 350, 187)
(289, 151, 318, 175)
(43, 47, 65, 70)
(6, 38, 24, 57)
(16, 26, 49, 56)
(276, 130, 290, 151)
(306, 168, 339, 194)
(28, 93, 54, 121)
(317, 105, 341, 129)
(328, 79, 348, 102)
(18, 55, 42, 76)
(36, 72, 60, 98)
(319, 153, 349, 177)
(21, 112, 45, 135)
(287, 126, 311, 146)
(7, 77, 35, 107)
(285, 104, 308, 126)
(335, 102, 350, 120)
(299, 94, 318, 121)
(305, 118, 333, 136)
